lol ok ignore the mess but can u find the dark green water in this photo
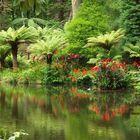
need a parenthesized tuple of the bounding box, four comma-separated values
(0, 85, 140, 140)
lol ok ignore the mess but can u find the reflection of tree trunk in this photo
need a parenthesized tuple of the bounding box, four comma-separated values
(0, 92, 5, 107)
(11, 44, 18, 70)
(46, 95, 53, 114)
(38, 99, 46, 111)
(12, 95, 18, 118)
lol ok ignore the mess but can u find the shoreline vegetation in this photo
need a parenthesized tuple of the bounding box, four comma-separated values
(0, 0, 140, 91)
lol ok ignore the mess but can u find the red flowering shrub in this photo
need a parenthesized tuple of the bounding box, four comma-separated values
(68, 58, 130, 89)
(95, 58, 130, 90)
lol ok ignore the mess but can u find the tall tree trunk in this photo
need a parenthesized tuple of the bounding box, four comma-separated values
(72, 0, 81, 18)
(11, 44, 18, 70)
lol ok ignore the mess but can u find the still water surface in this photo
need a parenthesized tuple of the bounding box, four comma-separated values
(0, 85, 140, 140)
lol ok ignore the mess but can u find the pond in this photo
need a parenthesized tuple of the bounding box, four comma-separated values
(0, 84, 140, 140)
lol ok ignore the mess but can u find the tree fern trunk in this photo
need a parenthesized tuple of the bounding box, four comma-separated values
(47, 54, 53, 65)
(11, 44, 18, 70)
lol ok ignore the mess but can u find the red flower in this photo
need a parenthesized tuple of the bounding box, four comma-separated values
(133, 61, 140, 67)
(90, 66, 99, 72)
(111, 111, 116, 118)
(54, 51, 58, 54)
(47, 54, 51, 59)
(82, 70, 87, 75)
(73, 69, 80, 74)
(100, 114, 105, 121)
(100, 60, 104, 63)
(104, 112, 110, 122)
(105, 58, 111, 63)
(61, 55, 65, 60)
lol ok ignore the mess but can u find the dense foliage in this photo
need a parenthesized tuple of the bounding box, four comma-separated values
(0, 0, 140, 90)
(64, 0, 109, 57)
(121, 0, 140, 44)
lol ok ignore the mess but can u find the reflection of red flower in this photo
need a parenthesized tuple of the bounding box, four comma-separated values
(89, 104, 129, 122)
(100, 114, 104, 121)
(70, 87, 78, 92)
(104, 112, 110, 122)
(117, 105, 128, 114)
(111, 111, 116, 118)
(74, 93, 90, 99)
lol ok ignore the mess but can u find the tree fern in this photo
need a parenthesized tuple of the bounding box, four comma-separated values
(85, 29, 124, 51)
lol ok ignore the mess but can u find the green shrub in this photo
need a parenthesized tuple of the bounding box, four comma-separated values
(64, 1, 109, 59)
(0, 65, 45, 84)
(41, 65, 64, 85)
(77, 74, 93, 86)
(17, 65, 45, 84)
(0, 69, 18, 84)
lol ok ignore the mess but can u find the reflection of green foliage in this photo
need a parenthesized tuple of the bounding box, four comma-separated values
(0, 84, 140, 140)
(123, 106, 140, 139)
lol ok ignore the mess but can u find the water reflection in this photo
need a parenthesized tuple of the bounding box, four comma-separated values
(0, 85, 140, 140)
